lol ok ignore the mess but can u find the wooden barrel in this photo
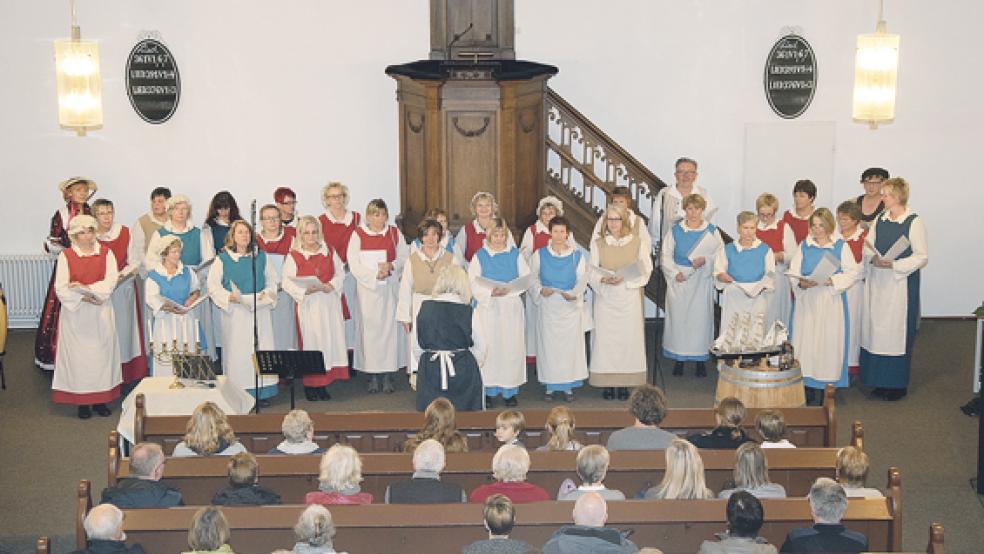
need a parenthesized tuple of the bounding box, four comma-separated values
(715, 361, 805, 408)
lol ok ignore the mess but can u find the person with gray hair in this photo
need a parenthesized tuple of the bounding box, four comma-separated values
(557, 445, 626, 501)
(779, 478, 868, 553)
(100, 442, 182, 508)
(291, 504, 341, 554)
(384, 438, 466, 504)
(543, 492, 638, 553)
(268, 409, 325, 455)
(71, 503, 146, 554)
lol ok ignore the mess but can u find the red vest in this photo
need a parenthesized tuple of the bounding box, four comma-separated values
(782, 210, 810, 245)
(355, 226, 398, 262)
(755, 220, 785, 254)
(97, 227, 130, 271)
(64, 245, 109, 285)
(319, 212, 361, 264)
(844, 228, 868, 263)
(463, 222, 486, 262)
(528, 223, 550, 252)
(257, 226, 296, 255)
(289, 248, 336, 284)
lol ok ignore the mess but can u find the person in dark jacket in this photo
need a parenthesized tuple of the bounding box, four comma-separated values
(463, 494, 533, 554)
(71, 504, 147, 554)
(384, 439, 466, 503)
(780, 478, 869, 553)
(100, 443, 182, 508)
(211, 452, 282, 506)
(542, 492, 638, 553)
(687, 396, 754, 449)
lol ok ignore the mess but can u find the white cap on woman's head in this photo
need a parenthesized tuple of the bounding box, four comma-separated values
(537, 195, 564, 216)
(68, 214, 97, 236)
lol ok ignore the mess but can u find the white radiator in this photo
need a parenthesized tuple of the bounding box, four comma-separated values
(0, 254, 57, 328)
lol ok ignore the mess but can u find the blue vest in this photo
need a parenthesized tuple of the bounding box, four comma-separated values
(476, 247, 520, 282)
(724, 242, 769, 283)
(209, 222, 230, 254)
(800, 240, 844, 277)
(218, 250, 267, 294)
(147, 266, 194, 304)
(672, 223, 716, 267)
(539, 247, 582, 291)
(159, 227, 203, 266)
(874, 213, 917, 260)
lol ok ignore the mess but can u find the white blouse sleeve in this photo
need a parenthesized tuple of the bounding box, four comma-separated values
(281, 254, 307, 304)
(395, 253, 415, 324)
(468, 256, 492, 304)
(347, 232, 378, 289)
(262, 255, 279, 307)
(892, 216, 928, 278)
(625, 236, 653, 290)
(830, 244, 861, 294)
(207, 256, 232, 311)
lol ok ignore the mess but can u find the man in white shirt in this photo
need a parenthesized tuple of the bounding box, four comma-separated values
(649, 157, 717, 250)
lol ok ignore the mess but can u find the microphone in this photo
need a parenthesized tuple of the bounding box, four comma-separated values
(446, 22, 474, 61)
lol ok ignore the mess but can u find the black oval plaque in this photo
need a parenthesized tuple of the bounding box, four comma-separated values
(764, 35, 817, 119)
(126, 39, 180, 124)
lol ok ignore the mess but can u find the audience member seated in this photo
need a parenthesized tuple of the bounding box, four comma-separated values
(779, 478, 869, 553)
(403, 397, 469, 453)
(384, 438, 466, 503)
(184, 506, 234, 554)
(268, 409, 324, 455)
(606, 385, 675, 451)
(469, 445, 550, 504)
(462, 494, 534, 554)
(756, 410, 795, 449)
(172, 402, 247, 457)
(495, 410, 526, 448)
(644, 439, 714, 499)
(211, 452, 282, 506)
(719, 443, 787, 500)
(542, 492, 639, 553)
(100, 442, 182, 508)
(71, 503, 146, 554)
(687, 397, 754, 449)
(305, 444, 373, 505)
(699, 491, 777, 554)
(835, 446, 883, 498)
(557, 445, 626, 501)
(291, 504, 342, 554)
(536, 406, 582, 452)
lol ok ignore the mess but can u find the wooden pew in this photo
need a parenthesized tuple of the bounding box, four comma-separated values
(110, 425, 863, 504)
(134, 384, 838, 454)
(78, 467, 901, 554)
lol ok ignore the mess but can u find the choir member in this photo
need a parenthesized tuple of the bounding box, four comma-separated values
(35, 177, 94, 371)
(52, 214, 120, 419)
(468, 217, 529, 408)
(282, 216, 349, 401)
(661, 194, 722, 377)
(203, 191, 241, 255)
(454, 191, 515, 264)
(93, 198, 148, 384)
(145, 195, 216, 358)
(860, 178, 928, 401)
(714, 211, 775, 331)
(836, 201, 868, 378)
(144, 236, 202, 377)
(520, 196, 567, 366)
(855, 167, 888, 226)
(593, 186, 652, 254)
(787, 208, 860, 405)
(127, 187, 171, 273)
(649, 157, 717, 248)
(274, 186, 298, 227)
(256, 204, 298, 352)
(589, 204, 653, 399)
(781, 179, 817, 246)
(755, 193, 794, 327)
(530, 215, 590, 402)
(318, 182, 361, 356)
(411, 207, 459, 261)
(413, 267, 486, 411)
(397, 219, 455, 375)
(347, 198, 409, 393)
(207, 220, 279, 396)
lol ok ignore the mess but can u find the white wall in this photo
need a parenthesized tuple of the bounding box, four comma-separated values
(0, 1, 979, 315)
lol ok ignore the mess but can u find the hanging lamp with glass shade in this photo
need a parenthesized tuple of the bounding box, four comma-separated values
(852, 0, 900, 128)
(53, 0, 103, 135)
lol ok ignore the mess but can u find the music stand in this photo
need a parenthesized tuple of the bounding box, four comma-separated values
(253, 351, 326, 410)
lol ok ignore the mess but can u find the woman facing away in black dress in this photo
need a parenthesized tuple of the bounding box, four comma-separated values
(413, 265, 485, 411)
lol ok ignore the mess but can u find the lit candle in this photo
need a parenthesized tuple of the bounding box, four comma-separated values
(182, 317, 189, 347)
